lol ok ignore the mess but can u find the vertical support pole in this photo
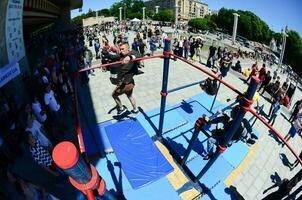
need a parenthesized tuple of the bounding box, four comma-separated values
(158, 38, 171, 136)
(209, 79, 222, 113)
(181, 118, 204, 166)
(194, 76, 259, 182)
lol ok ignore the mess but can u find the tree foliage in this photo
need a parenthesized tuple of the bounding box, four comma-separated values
(153, 9, 174, 22)
(283, 31, 302, 76)
(110, 0, 146, 19)
(100, 9, 111, 17)
(188, 18, 217, 32)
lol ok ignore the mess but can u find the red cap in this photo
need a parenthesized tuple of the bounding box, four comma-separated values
(52, 141, 79, 169)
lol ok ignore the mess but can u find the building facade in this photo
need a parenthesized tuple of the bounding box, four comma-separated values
(145, 0, 209, 20)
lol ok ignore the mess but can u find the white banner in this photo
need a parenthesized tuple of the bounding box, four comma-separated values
(6, 0, 25, 63)
(0, 62, 21, 88)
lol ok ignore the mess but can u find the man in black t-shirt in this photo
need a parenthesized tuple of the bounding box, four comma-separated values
(258, 71, 272, 94)
(207, 44, 217, 68)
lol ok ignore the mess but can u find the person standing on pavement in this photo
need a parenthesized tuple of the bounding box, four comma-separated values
(246, 62, 258, 83)
(258, 71, 272, 94)
(149, 32, 157, 56)
(84, 46, 94, 75)
(111, 42, 141, 115)
(207, 42, 217, 69)
(289, 99, 302, 123)
(284, 111, 302, 144)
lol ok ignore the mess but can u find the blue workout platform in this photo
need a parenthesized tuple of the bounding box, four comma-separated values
(136, 105, 188, 137)
(93, 153, 179, 200)
(80, 92, 262, 199)
(105, 119, 174, 190)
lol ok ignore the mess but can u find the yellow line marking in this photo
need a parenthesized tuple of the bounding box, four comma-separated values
(155, 141, 201, 200)
(224, 144, 259, 186)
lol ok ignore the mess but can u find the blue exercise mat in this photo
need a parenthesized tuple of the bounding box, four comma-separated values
(93, 154, 179, 200)
(136, 106, 188, 137)
(82, 121, 113, 156)
(105, 119, 174, 189)
(186, 155, 233, 189)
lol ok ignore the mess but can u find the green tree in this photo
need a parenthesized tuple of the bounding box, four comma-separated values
(110, 0, 146, 19)
(110, 2, 124, 18)
(188, 18, 217, 32)
(100, 9, 110, 17)
(153, 9, 174, 22)
(283, 30, 302, 76)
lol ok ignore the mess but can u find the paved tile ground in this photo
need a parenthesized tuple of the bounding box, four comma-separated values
(79, 31, 302, 199)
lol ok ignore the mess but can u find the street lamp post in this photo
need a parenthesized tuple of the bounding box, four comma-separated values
(278, 26, 288, 71)
(119, 7, 123, 22)
(232, 13, 240, 45)
(155, 6, 160, 14)
(142, 7, 146, 22)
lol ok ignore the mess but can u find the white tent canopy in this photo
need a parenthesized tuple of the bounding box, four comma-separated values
(130, 18, 141, 22)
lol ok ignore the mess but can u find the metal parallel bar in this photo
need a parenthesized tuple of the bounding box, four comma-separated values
(167, 80, 204, 94)
(171, 54, 243, 96)
(78, 55, 163, 73)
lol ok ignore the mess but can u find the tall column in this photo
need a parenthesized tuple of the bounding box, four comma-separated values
(119, 7, 123, 22)
(232, 13, 240, 45)
(155, 6, 159, 14)
(278, 26, 288, 70)
(175, 4, 179, 25)
(96, 10, 99, 25)
(142, 7, 146, 22)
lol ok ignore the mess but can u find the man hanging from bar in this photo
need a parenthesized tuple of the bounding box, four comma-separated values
(110, 42, 141, 115)
(203, 105, 258, 160)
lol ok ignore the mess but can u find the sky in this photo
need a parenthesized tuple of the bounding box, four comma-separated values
(71, 0, 302, 35)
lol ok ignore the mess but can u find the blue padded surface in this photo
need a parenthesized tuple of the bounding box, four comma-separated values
(93, 154, 179, 200)
(136, 106, 188, 137)
(82, 121, 113, 156)
(190, 92, 227, 113)
(222, 142, 248, 168)
(186, 155, 233, 189)
(105, 119, 174, 189)
(164, 122, 208, 163)
(176, 100, 213, 123)
(202, 182, 237, 200)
